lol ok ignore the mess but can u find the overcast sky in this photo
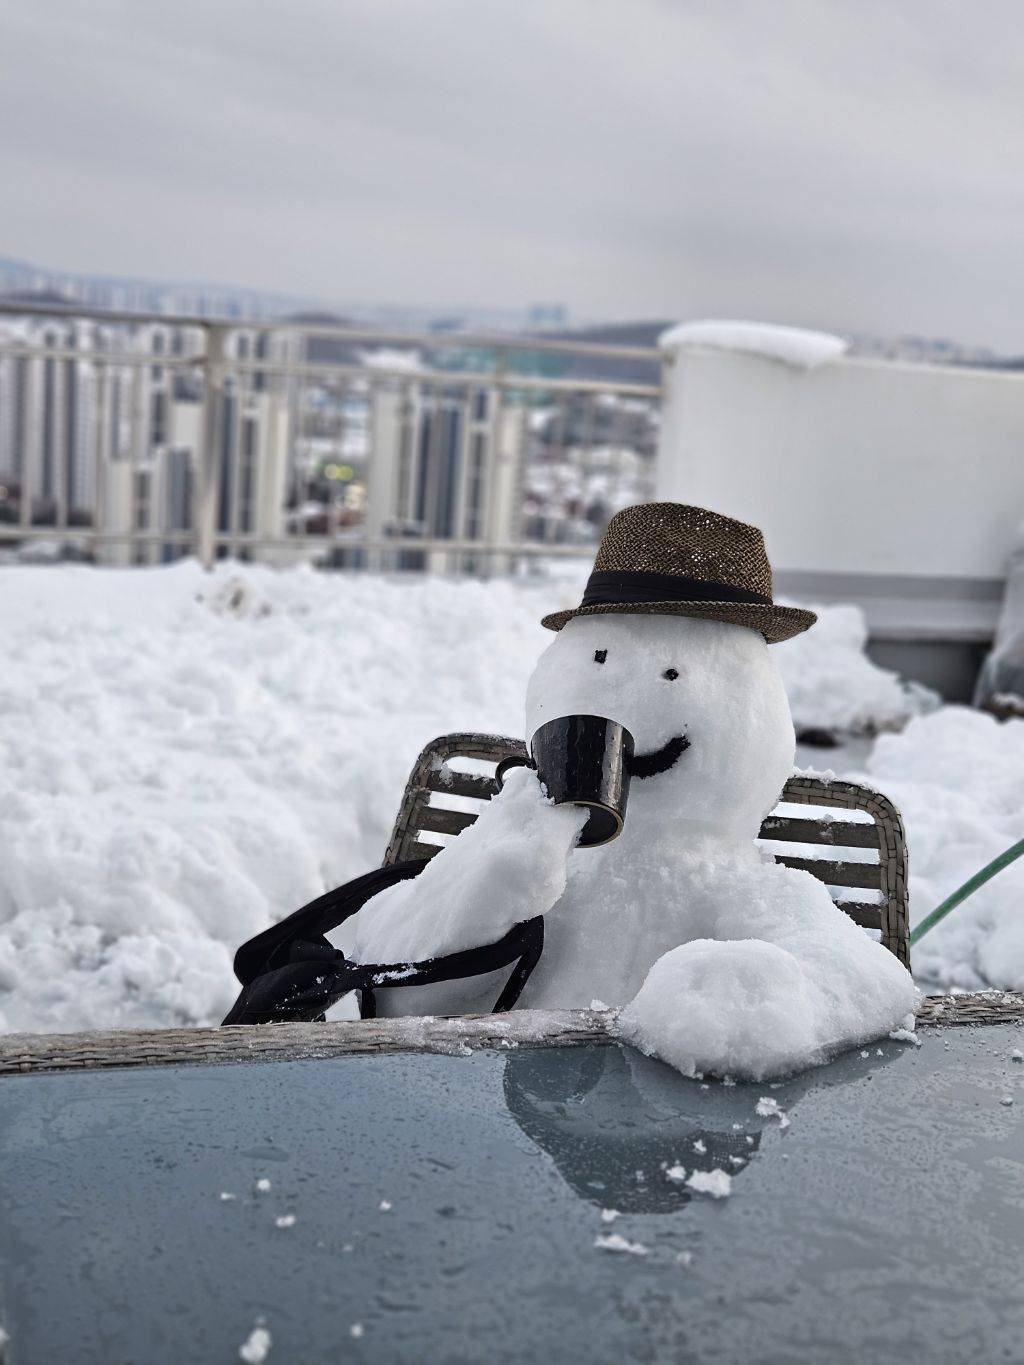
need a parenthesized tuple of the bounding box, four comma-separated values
(2, 0, 1023, 344)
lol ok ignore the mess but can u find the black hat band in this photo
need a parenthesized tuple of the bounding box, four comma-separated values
(582, 570, 773, 610)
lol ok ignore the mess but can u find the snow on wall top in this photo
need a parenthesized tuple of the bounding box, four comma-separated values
(659, 320, 849, 370)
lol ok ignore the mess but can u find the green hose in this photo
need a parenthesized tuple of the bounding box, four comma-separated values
(910, 837, 1024, 945)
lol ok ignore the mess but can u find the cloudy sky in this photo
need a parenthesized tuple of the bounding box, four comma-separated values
(2, 0, 1022, 344)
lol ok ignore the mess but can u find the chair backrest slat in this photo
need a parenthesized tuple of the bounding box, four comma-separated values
(838, 901, 885, 930)
(773, 855, 883, 890)
(409, 840, 445, 862)
(759, 816, 878, 849)
(417, 806, 478, 837)
(384, 733, 910, 968)
(425, 770, 500, 801)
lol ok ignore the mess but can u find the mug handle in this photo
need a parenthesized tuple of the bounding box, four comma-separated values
(494, 754, 537, 790)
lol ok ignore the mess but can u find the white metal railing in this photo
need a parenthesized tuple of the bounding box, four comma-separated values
(0, 300, 663, 574)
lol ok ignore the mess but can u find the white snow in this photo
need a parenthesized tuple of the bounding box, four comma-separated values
(1000, 1095, 1014, 1107)
(0, 559, 1018, 1040)
(254, 1178, 272, 1194)
(864, 708, 1024, 991)
(659, 320, 848, 370)
(888, 1028, 922, 1047)
(685, 1168, 732, 1198)
(600, 1208, 620, 1223)
(756, 1095, 790, 1127)
(775, 603, 938, 734)
(238, 1325, 272, 1363)
(665, 1163, 687, 1184)
(594, 1233, 648, 1255)
(0, 561, 570, 1032)
(274, 1214, 296, 1228)
(378, 1199, 392, 1211)
(357, 346, 424, 374)
(350, 1323, 365, 1339)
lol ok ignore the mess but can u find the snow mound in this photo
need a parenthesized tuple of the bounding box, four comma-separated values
(0, 561, 561, 1033)
(659, 320, 848, 370)
(776, 603, 939, 734)
(866, 707, 1024, 990)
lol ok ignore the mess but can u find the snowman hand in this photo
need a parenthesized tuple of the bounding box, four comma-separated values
(351, 765, 586, 965)
(616, 939, 824, 1082)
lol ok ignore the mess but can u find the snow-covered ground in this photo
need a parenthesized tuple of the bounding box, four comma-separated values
(1, 561, 1018, 1033)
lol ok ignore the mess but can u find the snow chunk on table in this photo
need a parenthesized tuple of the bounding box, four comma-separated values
(594, 1233, 648, 1256)
(755, 1096, 789, 1127)
(659, 320, 848, 370)
(239, 1324, 272, 1363)
(685, 1169, 732, 1198)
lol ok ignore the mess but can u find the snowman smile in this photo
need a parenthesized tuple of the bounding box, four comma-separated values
(626, 733, 690, 780)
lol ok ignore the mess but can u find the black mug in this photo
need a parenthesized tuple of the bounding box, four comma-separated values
(497, 715, 634, 848)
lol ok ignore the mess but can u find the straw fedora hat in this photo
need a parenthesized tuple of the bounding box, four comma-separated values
(541, 502, 815, 644)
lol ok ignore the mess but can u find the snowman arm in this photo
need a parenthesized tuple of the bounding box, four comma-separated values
(350, 766, 587, 965)
(617, 868, 916, 1081)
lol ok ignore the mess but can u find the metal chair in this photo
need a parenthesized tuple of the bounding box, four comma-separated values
(384, 732, 910, 968)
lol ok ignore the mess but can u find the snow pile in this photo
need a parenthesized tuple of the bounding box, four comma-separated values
(0, 561, 561, 1033)
(775, 603, 939, 735)
(659, 320, 848, 370)
(865, 707, 1024, 990)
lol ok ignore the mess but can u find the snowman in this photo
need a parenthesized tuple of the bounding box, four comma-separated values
(351, 503, 917, 1080)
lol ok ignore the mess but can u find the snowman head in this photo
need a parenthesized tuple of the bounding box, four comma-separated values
(524, 612, 794, 839)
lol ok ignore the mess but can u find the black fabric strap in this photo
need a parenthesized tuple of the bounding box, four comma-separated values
(222, 859, 545, 1026)
(582, 569, 771, 609)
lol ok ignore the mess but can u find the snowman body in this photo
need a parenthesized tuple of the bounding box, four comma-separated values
(353, 613, 916, 1079)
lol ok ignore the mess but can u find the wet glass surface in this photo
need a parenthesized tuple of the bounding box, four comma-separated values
(1, 1027, 1022, 1363)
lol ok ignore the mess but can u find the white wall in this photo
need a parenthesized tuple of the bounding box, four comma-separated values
(657, 347, 1024, 580)
(656, 345, 1024, 643)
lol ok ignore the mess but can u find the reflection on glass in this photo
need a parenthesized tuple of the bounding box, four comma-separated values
(503, 1044, 806, 1214)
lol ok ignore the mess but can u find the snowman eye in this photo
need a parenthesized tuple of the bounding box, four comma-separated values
(594, 649, 607, 664)
(662, 668, 679, 681)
